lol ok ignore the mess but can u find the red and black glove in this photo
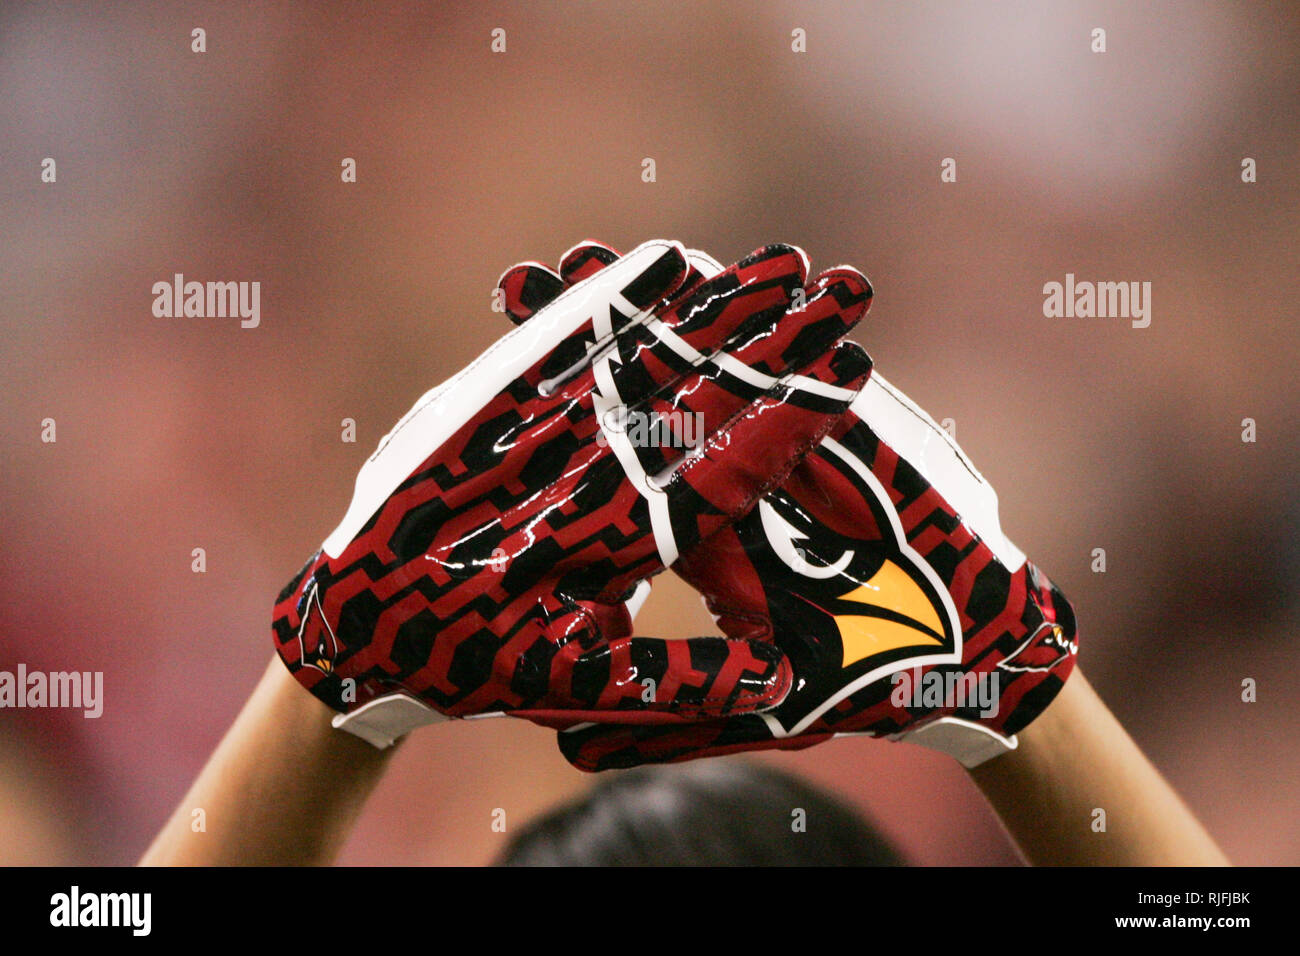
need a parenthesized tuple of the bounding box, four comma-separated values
(271, 240, 873, 746)
(497, 242, 1079, 770)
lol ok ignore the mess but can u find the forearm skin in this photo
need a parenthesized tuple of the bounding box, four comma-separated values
(140, 657, 397, 866)
(969, 669, 1229, 866)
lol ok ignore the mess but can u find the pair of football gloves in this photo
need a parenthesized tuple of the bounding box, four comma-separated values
(272, 239, 1077, 771)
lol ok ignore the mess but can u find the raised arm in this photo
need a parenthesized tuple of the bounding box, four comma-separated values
(969, 668, 1229, 866)
(140, 657, 397, 866)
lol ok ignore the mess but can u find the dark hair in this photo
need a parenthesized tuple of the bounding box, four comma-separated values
(496, 760, 904, 866)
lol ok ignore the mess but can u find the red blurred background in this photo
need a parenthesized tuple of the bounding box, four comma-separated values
(1, 1, 1296, 865)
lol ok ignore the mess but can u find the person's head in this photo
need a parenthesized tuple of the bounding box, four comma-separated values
(497, 759, 903, 866)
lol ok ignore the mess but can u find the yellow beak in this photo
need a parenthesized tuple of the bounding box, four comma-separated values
(834, 559, 945, 667)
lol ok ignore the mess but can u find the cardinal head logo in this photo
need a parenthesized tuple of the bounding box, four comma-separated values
(744, 435, 962, 702)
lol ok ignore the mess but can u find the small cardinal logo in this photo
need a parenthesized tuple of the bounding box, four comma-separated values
(296, 579, 340, 675)
(1000, 621, 1075, 673)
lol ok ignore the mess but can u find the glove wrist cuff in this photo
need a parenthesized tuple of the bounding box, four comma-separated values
(889, 716, 1018, 768)
(331, 690, 449, 748)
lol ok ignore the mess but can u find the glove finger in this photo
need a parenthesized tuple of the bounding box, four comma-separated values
(634, 263, 872, 432)
(578, 243, 809, 412)
(648, 343, 872, 561)
(493, 241, 618, 327)
(565, 245, 722, 290)
(659, 248, 725, 309)
(555, 714, 832, 772)
(513, 633, 793, 723)
(559, 240, 622, 284)
(525, 241, 692, 398)
(598, 271, 869, 501)
(730, 267, 872, 377)
(500, 244, 721, 328)
(496, 262, 564, 326)
(564, 244, 722, 309)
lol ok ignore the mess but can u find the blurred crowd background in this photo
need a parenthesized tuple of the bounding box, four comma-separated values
(2, 1, 1296, 865)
